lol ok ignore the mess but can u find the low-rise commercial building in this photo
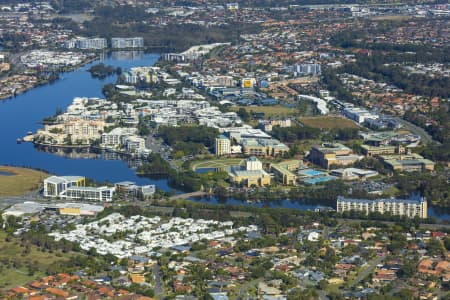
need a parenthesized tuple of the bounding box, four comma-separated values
(343, 106, 378, 124)
(330, 168, 379, 180)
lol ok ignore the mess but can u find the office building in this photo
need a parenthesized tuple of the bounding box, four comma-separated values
(215, 135, 231, 156)
(229, 157, 271, 187)
(309, 143, 362, 169)
(43, 176, 115, 202)
(111, 37, 144, 49)
(337, 196, 427, 219)
(361, 144, 405, 157)
(115, 181, 156, 199)
(241, 138, 289, 157)
(271, 162, 298, 185)
(44, 176, 86, 198)
(380, 153, 435, 172)
(63, 186, 115, 202)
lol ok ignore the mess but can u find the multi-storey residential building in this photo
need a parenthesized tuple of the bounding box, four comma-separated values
(215, 135, 231, 156)
(294, 63, 321, 76)
(337, 196, 428, 219)
(111, 37, 144, 49)
(64, 120, 105, 141)
(101, 128, 137, 146)
(124, 136, 146, 153)
(75, 38, 107, 50)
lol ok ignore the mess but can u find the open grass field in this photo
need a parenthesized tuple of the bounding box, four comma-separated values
(192, 158, 245, 171)
(0, 166, 48, 197)
(230, 105, 297, 118)
(0, 232, 73, 289)
(299, 116, 360, 129)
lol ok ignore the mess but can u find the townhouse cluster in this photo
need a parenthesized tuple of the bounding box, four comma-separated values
(20, 50, 93, 69)
(49, 213, 258, 258)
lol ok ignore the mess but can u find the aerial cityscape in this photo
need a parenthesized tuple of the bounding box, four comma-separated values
(0, 0, 449, 299)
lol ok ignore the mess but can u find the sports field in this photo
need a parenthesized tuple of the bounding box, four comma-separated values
(230, 105, 297, 118)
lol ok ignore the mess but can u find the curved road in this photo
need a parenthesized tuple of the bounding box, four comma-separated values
(395, 117, 437, 145)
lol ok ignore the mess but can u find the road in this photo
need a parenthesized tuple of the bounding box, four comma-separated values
(169, 191, 207, 200)
(348, 255, 384, 288)
(152, 263, 163, 297)
(395, 117, 437, 145)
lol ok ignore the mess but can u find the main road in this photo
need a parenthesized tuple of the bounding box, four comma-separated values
(395, 117, 437, 145)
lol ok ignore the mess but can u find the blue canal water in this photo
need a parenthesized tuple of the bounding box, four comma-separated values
(0, 51, 174, 191)
(190, 196, 450, 221)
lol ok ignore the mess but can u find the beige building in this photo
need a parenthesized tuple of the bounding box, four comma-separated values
(361, 144, 405, 157)
(229, 157, 271, 187)
(241, 138, 289, 157)
(35, 119, 105, 145)
(64, 120, 105, 139)
(380, 153, 435, 172)
(270, 160, 302, 185)
(309, 143, 362, 169)
(337, 196, 427, 219)
(215, 135, 231, 156)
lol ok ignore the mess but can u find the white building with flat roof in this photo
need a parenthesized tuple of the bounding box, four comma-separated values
(337, 196, 427, 219)
(111, 37, 144, 49)
(43, 176, 115, 202)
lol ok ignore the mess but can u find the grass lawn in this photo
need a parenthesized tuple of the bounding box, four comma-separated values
(191, 158, 245, 171)
(0, 232, 74, 289)
(0, 166, 48, 197)
(299, 116, 360, 129)
(230, 105, 297, 118)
